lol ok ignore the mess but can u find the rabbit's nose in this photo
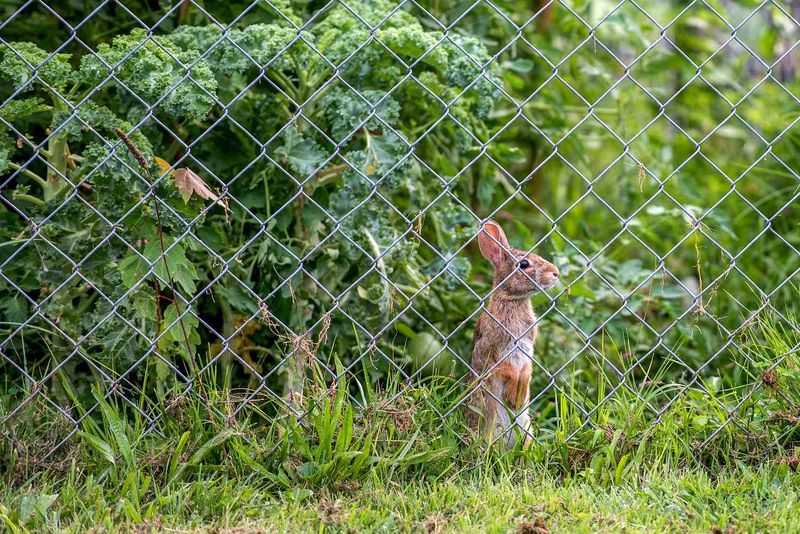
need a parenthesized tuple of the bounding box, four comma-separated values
(545, 267, 559, 283)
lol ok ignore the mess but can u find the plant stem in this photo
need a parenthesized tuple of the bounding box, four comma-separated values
(268, 68, 299, 102)
(363, 228, 393, 313)
(114, 128, 211, 415)
(214, 286, 234, 389)
(13, 193, 45, 206)
(292, 55, 308, 100)
(7, 162, 48, 190)
(304, 164, 349, 194)
(263, 171, 271, 218)
(44, 98, 70, 202)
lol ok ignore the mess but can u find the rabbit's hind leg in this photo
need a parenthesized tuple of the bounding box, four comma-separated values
(486, 376, 511, 444)
(513, 368, 533, 446)
(464, 379, 504, 444)
(495, 362, 533, 447)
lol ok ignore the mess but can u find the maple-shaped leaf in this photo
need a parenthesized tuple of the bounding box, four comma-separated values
(173, 167, 223, 205)
(119, 236, 198, 294)
(155, 156, 226, 208)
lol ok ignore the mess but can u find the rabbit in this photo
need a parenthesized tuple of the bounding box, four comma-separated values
(466, 220, 559, 446)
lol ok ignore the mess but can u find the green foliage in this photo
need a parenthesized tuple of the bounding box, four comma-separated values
(0, 97, 51, 122)
(0, 131, 11, 174)
(273, 127, 327, 177)
(79, 29, 217, 120)
(1, 0, 799, 456)
(2, 340, 800, 532)
(0, 0, 504, 409)
(0, 42, 73, 91)
(119, 236, 198, 294)
(165, 23, 297, 74)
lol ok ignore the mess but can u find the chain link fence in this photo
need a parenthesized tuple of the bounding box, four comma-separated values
(2, 0, 800, 462)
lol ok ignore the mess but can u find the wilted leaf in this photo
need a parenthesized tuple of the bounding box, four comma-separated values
(155, 157, 228, 215)
(173, 167, 224, 206)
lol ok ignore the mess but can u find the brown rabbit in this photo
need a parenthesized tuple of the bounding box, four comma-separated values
(466, 220, 559, 446)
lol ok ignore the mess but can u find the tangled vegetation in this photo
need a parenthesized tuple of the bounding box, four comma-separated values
(1, 0, 799, 483)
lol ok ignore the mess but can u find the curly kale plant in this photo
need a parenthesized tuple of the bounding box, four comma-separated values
(0, 0, 502, 406)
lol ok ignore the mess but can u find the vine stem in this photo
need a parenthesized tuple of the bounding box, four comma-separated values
(114, 128, 214, 422)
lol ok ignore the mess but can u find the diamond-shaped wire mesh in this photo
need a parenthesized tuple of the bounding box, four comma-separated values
(2, 0, 800, 461)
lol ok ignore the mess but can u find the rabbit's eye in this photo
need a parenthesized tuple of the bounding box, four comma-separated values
(518, 259, 530, 269)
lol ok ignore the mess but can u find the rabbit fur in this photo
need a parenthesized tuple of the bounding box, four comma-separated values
(466, 220, 559, 446)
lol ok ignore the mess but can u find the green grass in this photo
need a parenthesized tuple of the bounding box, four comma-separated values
(3, 461, 800, 532)
(181, 468, 800, 533)
(2, 385, 799, 534)
(2, 317, 799, 533)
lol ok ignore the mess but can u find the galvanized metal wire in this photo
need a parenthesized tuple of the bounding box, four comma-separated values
(2, 0, 799, 458)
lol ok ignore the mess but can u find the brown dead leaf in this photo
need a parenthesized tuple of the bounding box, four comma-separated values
(423, 512, 448, 533)
(777, 455, 800, 470)
(172, 167, 220, 204)
(518, 518, 549, 534)
(155, 156, 225, 209)
(762, 369, 779, 388)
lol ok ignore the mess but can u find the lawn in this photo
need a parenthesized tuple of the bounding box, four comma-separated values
(3, 345, 800, 533)
(4, 459, 800, 532)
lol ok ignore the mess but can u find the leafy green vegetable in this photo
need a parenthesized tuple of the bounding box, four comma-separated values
(274, 127, 327, 177)
(0, 97, 50, 122)
(0, 42, 73, 91)
(79, 29, 217, 120)
(0, 131, 12, 174)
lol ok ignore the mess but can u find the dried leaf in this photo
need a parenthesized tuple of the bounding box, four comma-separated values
(172, 167, 224, 207)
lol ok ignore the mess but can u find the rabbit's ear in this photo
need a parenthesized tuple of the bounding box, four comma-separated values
(478, 220, 510, 266)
